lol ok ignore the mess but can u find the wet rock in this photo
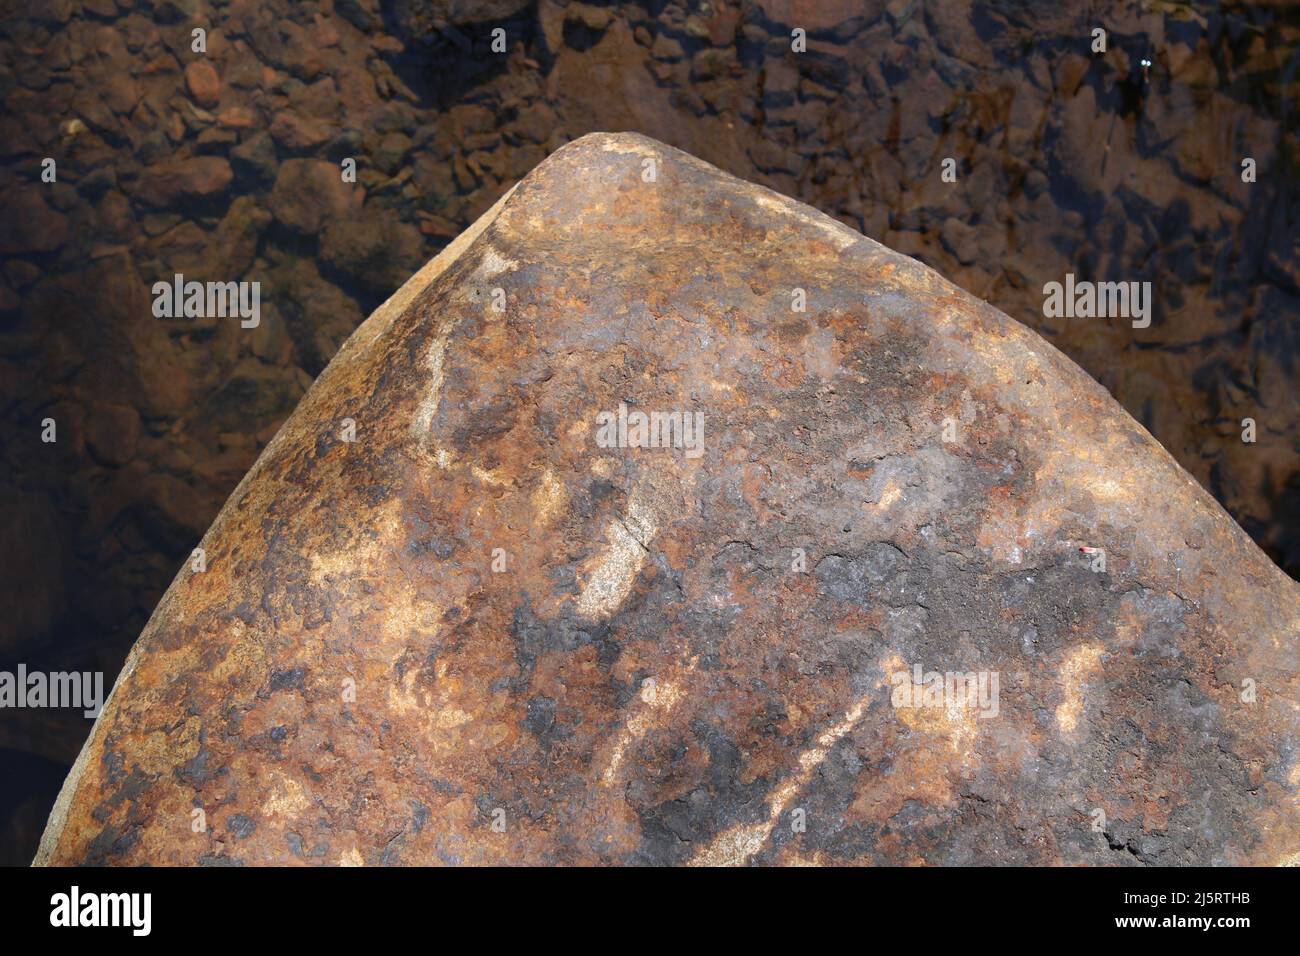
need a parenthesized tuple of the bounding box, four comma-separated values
(336, 0, 380, 32)
(270, 110, 334, 152)
(85, 402, 141, 467)
(0, 189, 70, 254)
(230, 131, 278, 183)
(268, 159, 357, 233)
(93, 190, 136, 242)
(35, 135, 1300, 867)
(650, 32, 684, 62)
(385, 0, 534, 44)
(210, 194, 273, 277)
(217, 105, 258, 129)
(372, 131, 413, 175)
(132, 155, 234, 209)
(320, 204, 423, 294)
(101, 71, 141, 115)
(184, 60, 221, 108)
(940, 216, 980, 265)
(754, 0, 884, 32)
(512, 101, 557, 145)
(262, 256, 366, 375)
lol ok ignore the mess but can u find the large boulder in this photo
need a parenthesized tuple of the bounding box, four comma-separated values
(36, 133, 1299, 866)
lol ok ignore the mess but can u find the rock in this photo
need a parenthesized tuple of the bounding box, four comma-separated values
(417, 212, 460, 239)
(31, 0, 73, 23)
(754, 0, 885, 32)
(230, 131, 278, 183)
(193, 356, 310, 437)
(447, 104, 495, 138)
(372, 131, 413, 175)
(320, 204, 423, 293)
(35, 135, 1300, 867)
(335, 0, 378, 32)
(268, 159, 357, 234)
(1053, 85, 1115, 199)
(132, 156, 233, 209)
(567, 3, 612, 32)
(691, 47, 735, 82)
(269, 110, 334, 152)
(101, 71, 141, 115)
(85, 402, 141, 467)
(0, 188, 70, 254)
(262, 256, 366, 375)
(513, 101, 558, 144)
(385, 0, 534, 44)
(210, 194, 272, 277)
(940, 216, 980, 265)
(76, 165, 119, 200)
(216, 105, 257, 129)
(276, 21, 328, 81)
(94, 190, 136, 242)
(134, 472, 209, 549)
(196, 126, 239, 149)
(184, 60, 221, 107)
(412, 152, 456, 200)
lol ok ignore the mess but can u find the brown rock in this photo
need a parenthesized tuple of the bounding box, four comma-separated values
(216, 105, 257, 129)
(650, 33, 684, 61)
(95, 190, 136, 242)
(755, 0, 886, 31)
(184, 60, 221, 107)
(101, 71, 141, 114)
(417, 212, 460, 239)
(0, 189, 70, 254)
(268, 159, 356, 234)
(269, 110, 333, 151)
(320, 204, 423, 293)
(84, 0, 119, 19)
(230, 130, 278, 183)
(85, 402, 141, 466)
(150, 220, 215, 281)
(211, 194, 272, 277)
(133, 156, 233, 209)
(386, 0, 534, 44)
(35, 134, 1300, 867)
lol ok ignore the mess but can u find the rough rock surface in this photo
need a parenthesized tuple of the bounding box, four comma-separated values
(35, 133, 1299, 866)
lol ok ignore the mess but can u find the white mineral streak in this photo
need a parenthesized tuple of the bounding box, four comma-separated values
(576, 488, 661, 620)
(413, 334, 447, 441)
(476, 246, 518, 278)
(602, 673, 689, 786)
(688, 698, 870, 866)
